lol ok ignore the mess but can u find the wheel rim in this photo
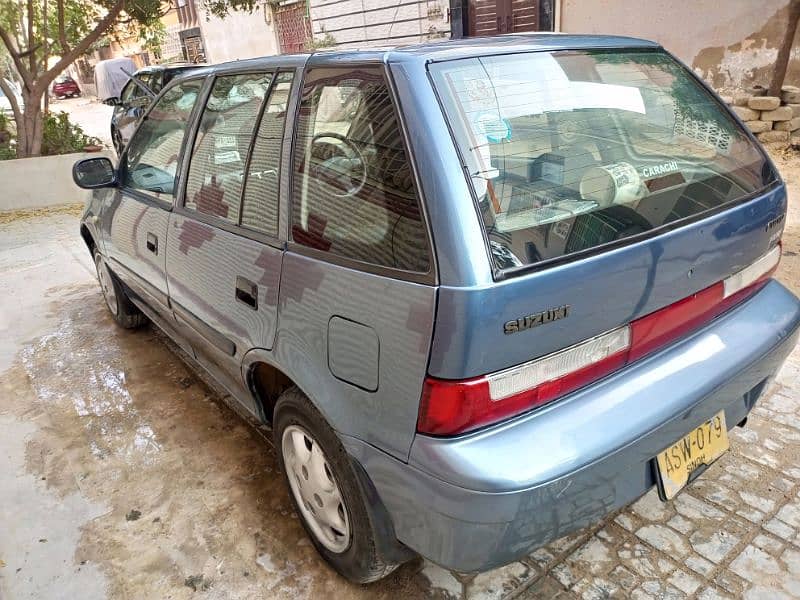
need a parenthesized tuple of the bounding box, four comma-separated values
(282, 425, 351, 553)
(94, 253, 118, 316)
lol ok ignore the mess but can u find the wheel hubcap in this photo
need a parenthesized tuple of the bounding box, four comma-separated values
(282, 425, 351, 553)
(94, 254, 118, 316)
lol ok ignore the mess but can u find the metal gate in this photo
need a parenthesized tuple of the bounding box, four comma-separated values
(467, 0, 542, 36)
(275, 0, 312, 54)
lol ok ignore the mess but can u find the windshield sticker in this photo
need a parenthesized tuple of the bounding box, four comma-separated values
(474, 113, 511, 143)
(640, 160, 679, 178)
(552, 220, 571, 240)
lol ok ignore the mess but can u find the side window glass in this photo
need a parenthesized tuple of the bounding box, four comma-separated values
(241, 72, 295, 237)
(150, 72, 163, 95)
(122, 78, 203, 201)
(130, 74, 151, 100)
(120, 81, 136, 103)
(184, 73, 272, 224)
(291, 68, 430, 273)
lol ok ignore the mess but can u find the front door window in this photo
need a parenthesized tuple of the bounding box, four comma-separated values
(121, 78, 204, 201)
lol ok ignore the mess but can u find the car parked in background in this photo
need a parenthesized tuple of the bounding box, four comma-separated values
(110, 63, 201, 155)
(0, 79, 24, 114)
(52, 74, 81, 99)
(74, 35, 800, 583)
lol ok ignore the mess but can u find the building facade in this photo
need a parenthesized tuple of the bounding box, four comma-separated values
(558, 0, 800, 93)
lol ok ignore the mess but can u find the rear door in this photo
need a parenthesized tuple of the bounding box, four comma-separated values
(279, 63, 437, 459)
(103, 77, 204, 319)
(166, 70, 295, 414)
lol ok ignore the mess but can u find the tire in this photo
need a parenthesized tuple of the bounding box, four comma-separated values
(93, 249, 147, 329)
(274, 387, 400, 583)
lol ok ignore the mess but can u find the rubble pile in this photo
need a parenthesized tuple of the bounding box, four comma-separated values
(721, 86, 800, 147)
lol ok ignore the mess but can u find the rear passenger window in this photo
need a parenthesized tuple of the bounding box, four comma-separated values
(291, 67, 430, 273)
(184, 73, 271, 224)
(241, 72, 294, 237)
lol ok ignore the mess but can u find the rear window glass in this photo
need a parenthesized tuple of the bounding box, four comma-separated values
(430, 50, 775, 271)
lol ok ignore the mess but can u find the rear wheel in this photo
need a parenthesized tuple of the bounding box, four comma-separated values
(274, 387, 399, 583)
(93, 250, 146, 329)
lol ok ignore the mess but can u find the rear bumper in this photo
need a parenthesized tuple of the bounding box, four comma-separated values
(344, 280, 800, 572)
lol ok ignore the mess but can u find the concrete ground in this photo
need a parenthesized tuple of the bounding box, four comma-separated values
(3, 152, 800, 599)
(50, 96, 114, 150)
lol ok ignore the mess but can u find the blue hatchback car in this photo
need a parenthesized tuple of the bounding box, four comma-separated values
(74, 34, 800, 582)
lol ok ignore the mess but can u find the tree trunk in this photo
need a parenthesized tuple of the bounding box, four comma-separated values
(769, 0, 800, 97)
(15, 88, 44, 158)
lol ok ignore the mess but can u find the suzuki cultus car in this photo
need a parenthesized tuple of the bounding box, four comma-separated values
(73, 34, 800, 582)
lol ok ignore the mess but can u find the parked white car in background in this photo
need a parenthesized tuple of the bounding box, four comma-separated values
(0, 79, 24, 114)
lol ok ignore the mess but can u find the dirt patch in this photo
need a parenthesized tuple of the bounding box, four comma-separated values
(0, 203, 85, 224)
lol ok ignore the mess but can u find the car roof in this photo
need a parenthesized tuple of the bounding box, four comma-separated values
(163, 33, 661, 84)
(202, 33, 659, 73)
(136, 63, 202, 74)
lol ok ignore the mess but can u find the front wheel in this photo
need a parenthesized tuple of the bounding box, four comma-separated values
(93, 250, 146, 329)
(274, 388, 400, 583)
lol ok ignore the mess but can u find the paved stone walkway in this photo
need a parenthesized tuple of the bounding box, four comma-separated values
(415, 346, 800, 599)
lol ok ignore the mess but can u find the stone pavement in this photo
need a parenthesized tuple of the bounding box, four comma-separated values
(416, 347, 800, 599)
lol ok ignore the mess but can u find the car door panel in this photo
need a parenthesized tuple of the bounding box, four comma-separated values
(167, 214, 283, 414)
(104, 193, 171, 310)
(165, 71, 283, 417)
(102, 77, 206, 328)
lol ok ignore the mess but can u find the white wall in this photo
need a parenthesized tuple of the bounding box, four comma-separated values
(0, 151, 112, 211)
(559, 0, 799, 92)
(308, 0, 450, 49)
(199, 7, 279, 64)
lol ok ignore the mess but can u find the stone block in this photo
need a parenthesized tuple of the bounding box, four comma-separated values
(788, 103, 800, 117)
(761, 106, 794, 121)
(719, 95, 733, 105)
(745, 120, 772, 133)
(775, 117, 800, 131)
(748, 96, 781, 111)
(733, 93, 751, 106)
(757, 130, 790, 143)
(732, 106, 760, 121)
(782, 85, 800, 104)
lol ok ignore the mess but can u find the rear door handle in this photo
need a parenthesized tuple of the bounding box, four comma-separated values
(235, 276, 258, 310)
(146, 232, 158, 254)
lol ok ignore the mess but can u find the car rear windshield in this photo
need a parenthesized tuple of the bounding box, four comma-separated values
(430, 49, 776, 271)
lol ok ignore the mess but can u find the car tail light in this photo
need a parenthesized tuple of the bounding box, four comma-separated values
(417, 245, 781, 436)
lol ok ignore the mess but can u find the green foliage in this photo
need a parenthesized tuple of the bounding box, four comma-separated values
(0, 110, 15, 160)
(306, 32, 336, 51)
(202, 0, 258, 19)
(40, 111, 100, 156)
(140, 21, 167, 59)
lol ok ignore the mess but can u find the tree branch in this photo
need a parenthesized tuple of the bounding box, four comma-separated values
(27, 0, 34, 75)
(0, 70, 24, 129)
(40, 0, 126, 92)
(57, 0, 70, 53)
(0, 25, 32, 88)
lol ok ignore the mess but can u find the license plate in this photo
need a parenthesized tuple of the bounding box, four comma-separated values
(655, 411, 729, 500)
